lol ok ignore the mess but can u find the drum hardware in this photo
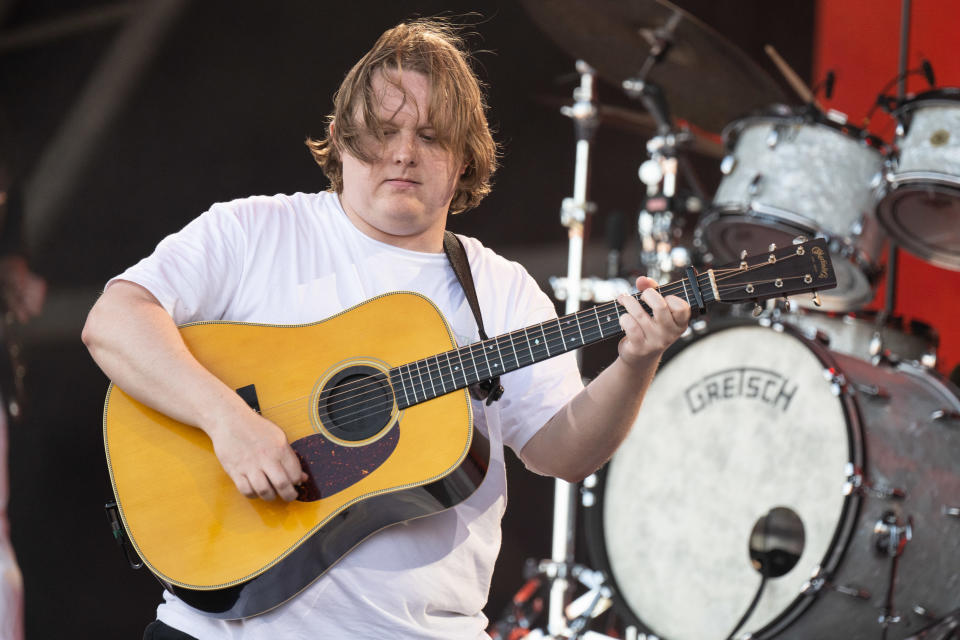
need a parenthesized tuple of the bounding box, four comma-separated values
(843, 463, 907, 500)
(943, 506, 960, 518)
(930, 409, 960, 423)
(800, 568, 872, 601)
(873, 512, 913, 558)
(772, 308, 940, 369)
(905, 608, 960, 640)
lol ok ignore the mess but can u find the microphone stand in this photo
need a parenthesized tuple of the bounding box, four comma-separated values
(547, 59, 598, 638)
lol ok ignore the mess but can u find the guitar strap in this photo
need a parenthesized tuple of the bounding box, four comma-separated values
(442, 230, 504, 405)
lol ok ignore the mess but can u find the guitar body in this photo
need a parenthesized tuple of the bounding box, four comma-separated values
(103, 292, 488, 618)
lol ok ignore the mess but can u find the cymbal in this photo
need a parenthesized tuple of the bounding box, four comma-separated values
(536, 95, 725, 158)
(521, 0, 787, 133)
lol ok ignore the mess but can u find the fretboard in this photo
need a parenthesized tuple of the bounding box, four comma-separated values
(390, 271, 714, 410)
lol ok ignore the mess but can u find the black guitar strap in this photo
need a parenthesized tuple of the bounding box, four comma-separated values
(442, 230, 504, 405)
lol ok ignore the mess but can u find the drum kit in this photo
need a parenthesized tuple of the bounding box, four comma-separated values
(491, 1, 960, 639)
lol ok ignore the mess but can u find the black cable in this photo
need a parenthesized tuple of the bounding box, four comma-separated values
(723, 574, 768, 640)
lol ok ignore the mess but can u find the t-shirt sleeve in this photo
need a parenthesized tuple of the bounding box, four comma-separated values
(106, 204, 246, 325)
(494, 268, 584, 456)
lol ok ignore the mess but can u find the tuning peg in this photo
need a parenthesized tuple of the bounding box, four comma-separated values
(783, 297, 792, 311)
(752, 303, 764, 318)
(740, 249, 748, 260)
(792, 235, 809, 245)
(768, 243, 777, 252)
(812, 291, 822, 307)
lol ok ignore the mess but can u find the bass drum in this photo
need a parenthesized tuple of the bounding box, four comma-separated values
(584, 321, 960, 640)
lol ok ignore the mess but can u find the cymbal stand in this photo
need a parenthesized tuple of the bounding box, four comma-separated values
(621, 10, 692, 284)
(546, 59, 598, 638)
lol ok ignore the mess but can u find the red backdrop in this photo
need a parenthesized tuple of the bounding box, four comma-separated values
(814, 0, 960, 375)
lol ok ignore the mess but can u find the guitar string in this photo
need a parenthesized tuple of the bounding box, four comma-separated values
(256, 252, 819, 429)
(245, 275, 707, 423)
(270, 271, 817, 432)
(253, 254, 816, 426)
(264, 251, 812, 420)
(257, 284, 720, 431)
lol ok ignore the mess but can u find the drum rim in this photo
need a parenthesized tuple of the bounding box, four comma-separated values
(721, 106, 888, 153)
(696, 207, 881, 310)
(876, 181, 960, 271)
(781, 307, 940, 366)
(583, 319, 866, 640)
(893, 87, 960, 116)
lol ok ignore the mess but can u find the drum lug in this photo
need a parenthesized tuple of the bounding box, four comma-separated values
(801, 566, 871, 600)
(873, 511, 913, 558)
(851, 381, 890, 400)
(720, 154, 737, 175)
(913, 604, 940, 620)
(931, 409, 960, 424)
(748, 172, 764, 196)
(843, 463, 906, 499)
(823, 367, 845, 395)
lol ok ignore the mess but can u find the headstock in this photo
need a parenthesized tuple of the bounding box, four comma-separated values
(708, 238, 838, 307)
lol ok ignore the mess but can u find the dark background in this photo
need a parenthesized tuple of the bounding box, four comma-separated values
(0, 1, 813, 636)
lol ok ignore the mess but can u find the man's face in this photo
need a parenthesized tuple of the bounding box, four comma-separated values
(338, 69, 464, 252)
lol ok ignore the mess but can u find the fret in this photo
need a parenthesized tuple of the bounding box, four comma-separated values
(427, 358, 440, 398)
(433, 355, 447, 394)
(491, 337, 506, 375)
(546, 318, 566, 355)
(505, 330, 525, 369)
(592, 305, 604, 339)
(443, 352, 458, 390)
(466, 341, 481, 385)
(414, 360, 429, 401)
(539, 322, 552, 357)
(523, 327, 537, 363)
(554, 318, 576, 353)
(453, 347, 469, 387)
(477, 339, 494, 379)
(575, 307, 600, 343)
(396, 367, 410, 408)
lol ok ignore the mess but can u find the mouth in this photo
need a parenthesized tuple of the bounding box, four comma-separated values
(384, 178, 420, 187)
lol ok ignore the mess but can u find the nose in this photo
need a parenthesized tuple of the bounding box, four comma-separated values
(390, 131, 417, 166)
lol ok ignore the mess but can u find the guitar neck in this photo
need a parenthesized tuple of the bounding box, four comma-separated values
(390, 270, 718, 410)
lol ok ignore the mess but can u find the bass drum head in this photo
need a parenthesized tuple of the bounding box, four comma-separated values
(585, 323, 859, 640)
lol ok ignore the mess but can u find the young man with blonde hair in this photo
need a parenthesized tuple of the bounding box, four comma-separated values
(83, 19, 689, 639)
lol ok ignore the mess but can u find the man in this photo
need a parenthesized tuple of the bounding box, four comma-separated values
(82, 19, 689, 639)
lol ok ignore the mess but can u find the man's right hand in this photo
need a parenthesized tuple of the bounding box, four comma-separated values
(205, 409, 309, 502)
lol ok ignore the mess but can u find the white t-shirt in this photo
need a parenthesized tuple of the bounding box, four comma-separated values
(110, 191, 583, 639)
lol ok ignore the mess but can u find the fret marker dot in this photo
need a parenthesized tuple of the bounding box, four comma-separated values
(455, 366, 460, 370)
(535, 339, 540, 345)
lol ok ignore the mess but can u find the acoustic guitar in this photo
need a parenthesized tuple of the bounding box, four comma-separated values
(102, 239, 836, 618)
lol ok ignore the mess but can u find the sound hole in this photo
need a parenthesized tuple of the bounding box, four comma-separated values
(316, 365, 395, 442)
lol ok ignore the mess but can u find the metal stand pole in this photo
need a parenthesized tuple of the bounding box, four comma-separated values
(548, 60, 598, 638)
(886, 0, 911, 319)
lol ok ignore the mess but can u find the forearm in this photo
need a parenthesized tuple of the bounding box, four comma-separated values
(521, 353, 660, 482)
(82, 281, 249, 435)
